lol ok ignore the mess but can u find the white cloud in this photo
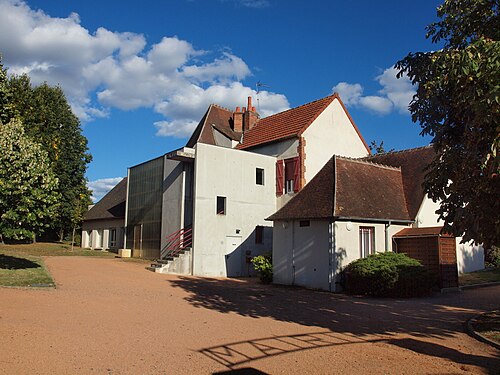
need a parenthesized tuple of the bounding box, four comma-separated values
(332, 67, 415, 115)
(87, 177, 123, 203)
(0, 0, 288, 136)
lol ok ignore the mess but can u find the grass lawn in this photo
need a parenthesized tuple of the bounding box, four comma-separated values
(0, 242, 115, 287)
(0, 242, 116, 258)
(0, 253, 54, 287)
(459, 268, 500, 286)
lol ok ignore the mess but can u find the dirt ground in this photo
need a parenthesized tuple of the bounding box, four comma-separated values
(0, 257, 498, 375)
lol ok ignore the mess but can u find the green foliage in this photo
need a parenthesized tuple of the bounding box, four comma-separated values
(396, 0, 500, 251)
(251, 253, 273, 283)
(0, 118, 60, 241)
(0, 58, 15, 125)
(6, 74, 92, 240)
(485, 246, 500, 268)
(369, 140, 394, 154)
(344, 252, 437, 297)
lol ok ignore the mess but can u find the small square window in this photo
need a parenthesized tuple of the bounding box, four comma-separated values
(255, 226, 264, 244)
(256, 168, 264, 185)
(299, 220, 310, 227)
(216, 196, 226, 215)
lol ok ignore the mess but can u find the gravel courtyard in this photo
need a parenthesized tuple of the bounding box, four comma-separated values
(0, 256, 498, 374)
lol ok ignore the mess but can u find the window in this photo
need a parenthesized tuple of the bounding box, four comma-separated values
(255, 226, 264, 244)
(299, 220, 310, 227)
(109, 228, 117, 248)
(256, 168, 264, 185)
(216, 196, 226, 215)
(276, 158, 300, 196)
(359, 227, 375, 257)
(87, 230, 92, 248)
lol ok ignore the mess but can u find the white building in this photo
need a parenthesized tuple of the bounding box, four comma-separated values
(82, 93, 484, 281)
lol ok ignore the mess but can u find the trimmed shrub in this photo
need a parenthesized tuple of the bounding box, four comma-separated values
(251, 253, 273, 283)
(344, 252, 436, 297)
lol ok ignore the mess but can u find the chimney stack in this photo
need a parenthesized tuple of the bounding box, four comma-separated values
(233, 106, 243, 132)
(243, 96, 259, 132)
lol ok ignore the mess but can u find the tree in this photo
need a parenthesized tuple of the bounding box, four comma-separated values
(369, 140, 394, 154)
(0, 58, 15, 125)
(0, 118, 60, 241)
(7, 75, 92, 241)
(396, 0, 499, 253)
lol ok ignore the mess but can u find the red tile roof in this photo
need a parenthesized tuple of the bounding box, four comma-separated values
(237, 93, 370, 152)
(267, 157, 411, 222)
(364, 146, 435, 220)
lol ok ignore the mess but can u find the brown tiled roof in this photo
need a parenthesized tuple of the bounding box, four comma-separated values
(238, 93, 370, 151)
(268, 157, 411, 222)
(267, 155, 336, 221)
(186, 104, 241, 147)
(84, 178, 127, 221)
(364, 146, 435, 220)
(394, 226, 453, 237)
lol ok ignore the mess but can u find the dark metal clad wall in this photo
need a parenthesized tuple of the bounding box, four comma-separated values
(126, 156, 164, 259)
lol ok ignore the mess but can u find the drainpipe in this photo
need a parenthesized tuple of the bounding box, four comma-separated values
(329, 220, 336, 292)
(291, 220, 295, 286)
(385, 221, 391, 252)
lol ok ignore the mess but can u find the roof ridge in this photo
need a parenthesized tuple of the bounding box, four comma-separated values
(211, 103, 232, 113)
(338, 155, 402, 171)
(260, 93, 336, 121)
(365, 144, 433, 159)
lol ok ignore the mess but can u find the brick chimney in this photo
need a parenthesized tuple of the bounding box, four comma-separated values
(233, 106, 243, 132)
(243, 96, 259, 132)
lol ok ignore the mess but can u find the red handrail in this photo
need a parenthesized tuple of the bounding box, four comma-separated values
(160, 226, 193, 260)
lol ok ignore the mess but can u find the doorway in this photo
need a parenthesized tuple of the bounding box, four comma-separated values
(225, 236, 242, 277)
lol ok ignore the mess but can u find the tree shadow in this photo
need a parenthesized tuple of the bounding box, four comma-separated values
(169, 277, 500, 373)
(0, 254, 41, 270)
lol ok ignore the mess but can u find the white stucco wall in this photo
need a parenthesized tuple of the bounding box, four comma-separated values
(192, 143, 277, 277)
(81, 219, 125, 250)
(249, 138, 299, 159)
(334, 221, 409, 274)
(273, 220, 330, 291)
(415, 195, 484, 273)
(302, 99, 370, 182)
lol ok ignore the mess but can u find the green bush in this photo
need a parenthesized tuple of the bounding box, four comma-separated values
(485, 246, 500, 268)
(344, 252, 436, 297)
(251, 253, 273, 283)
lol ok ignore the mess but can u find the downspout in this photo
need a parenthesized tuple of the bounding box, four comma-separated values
(291, 220, 295, 285)
(329, 220, 336, 292)
(329, 155, 337, 292)
(123, 168, 130, 249)
(385, 221, 391, 252)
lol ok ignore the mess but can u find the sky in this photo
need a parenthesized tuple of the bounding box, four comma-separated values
(0, 0, 442, 201)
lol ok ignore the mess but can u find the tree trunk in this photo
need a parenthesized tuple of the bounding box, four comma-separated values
(59, 228, 64, 243)
(71, 226, 76, 252)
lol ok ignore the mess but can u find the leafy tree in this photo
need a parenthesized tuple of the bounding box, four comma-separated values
(7, 75, 92, 241)
(369, 140, 394, 154)
(0, 58, 15, 124)
(396, 0, 499, 255)
(0, 118, 60, 242)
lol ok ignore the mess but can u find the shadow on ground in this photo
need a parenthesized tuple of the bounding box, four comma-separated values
(169, 277, 500, 374)
(0, 254, 40, 270)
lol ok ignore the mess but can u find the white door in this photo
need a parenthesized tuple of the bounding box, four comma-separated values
(225, 236, 242, 277)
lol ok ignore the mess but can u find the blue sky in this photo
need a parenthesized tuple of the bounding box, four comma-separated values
(0, 0, 441, 201)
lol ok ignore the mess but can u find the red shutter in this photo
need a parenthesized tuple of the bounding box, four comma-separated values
(293, 156, 300, 192)
(276, 160, 284, 196)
